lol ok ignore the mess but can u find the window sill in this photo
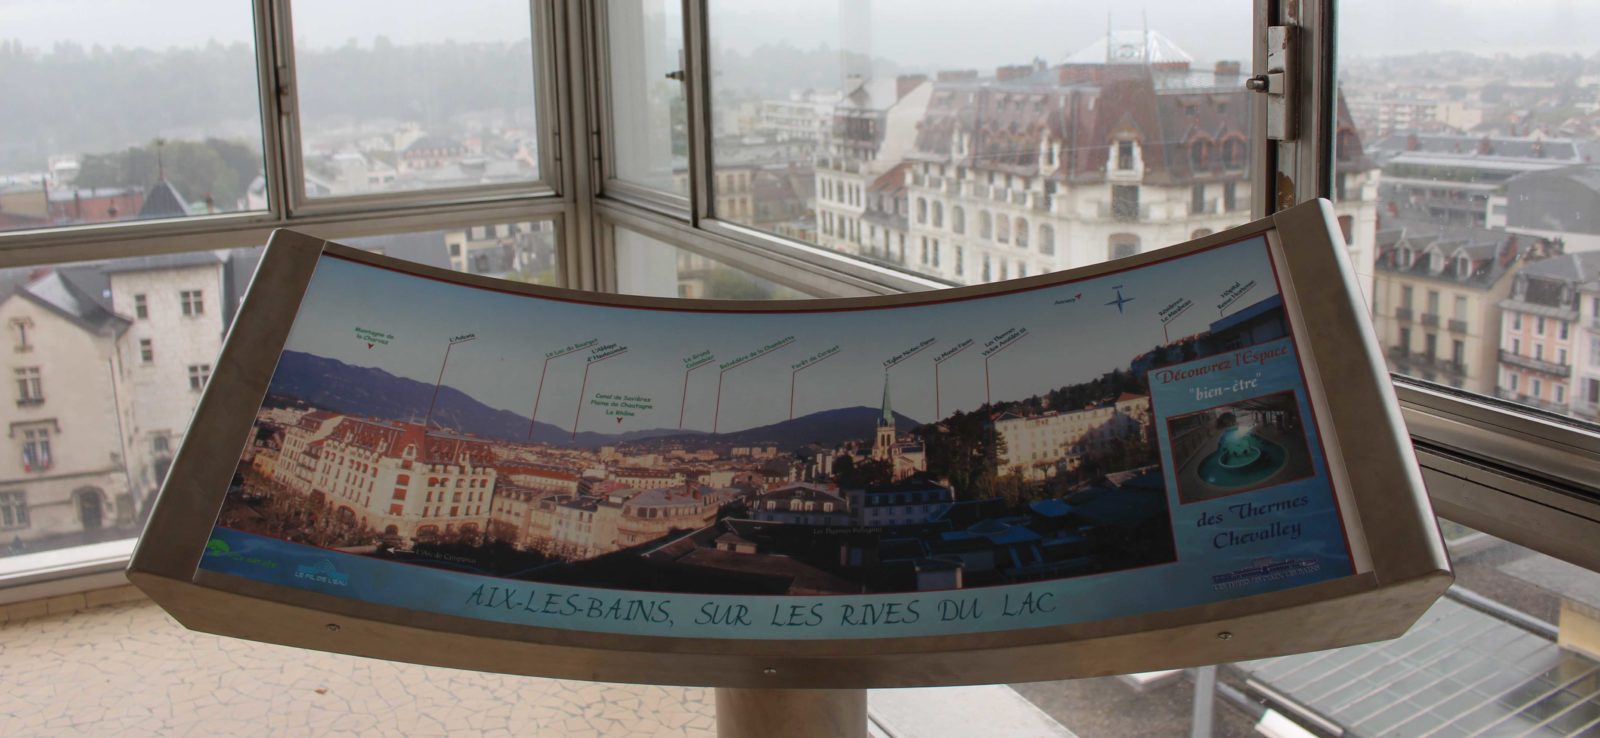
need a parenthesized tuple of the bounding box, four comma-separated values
(0, 583, 145, 623)
(0, 538, 136, 606)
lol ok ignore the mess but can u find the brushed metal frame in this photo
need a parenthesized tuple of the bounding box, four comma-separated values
(128, 200, 1449, 688)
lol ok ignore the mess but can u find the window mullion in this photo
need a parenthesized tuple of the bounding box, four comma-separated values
(532, 0, 567, 202)
(562, 0, 602, 291)
(262, 0, 306, 219)
(1265, 0, 1335, 210)
(1251, 0, 1273, 218)
(682, 0, 713, 226)
(252, 0, 290, 224)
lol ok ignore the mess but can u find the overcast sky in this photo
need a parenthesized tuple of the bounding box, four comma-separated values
(3, 0, 1596, 62)
(281, 236, 1280, 436)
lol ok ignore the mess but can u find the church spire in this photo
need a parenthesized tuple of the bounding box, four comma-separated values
(878, 371, 894, 428)
(872, 371, 897, 462)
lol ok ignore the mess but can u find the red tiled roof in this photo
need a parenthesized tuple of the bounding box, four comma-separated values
(323, 417, 494, 466)
(499, 465, 580, 482)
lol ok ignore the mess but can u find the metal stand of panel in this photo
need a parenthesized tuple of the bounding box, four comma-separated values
(128, 202, 1452, 738)
(715, 688, 868, 738)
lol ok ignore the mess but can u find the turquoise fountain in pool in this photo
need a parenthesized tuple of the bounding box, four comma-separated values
(1197, 423, 1289, 488)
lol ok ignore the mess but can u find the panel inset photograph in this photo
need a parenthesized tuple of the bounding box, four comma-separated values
(209, 238, 1313, 597)
(1166, 391, 1313, 504)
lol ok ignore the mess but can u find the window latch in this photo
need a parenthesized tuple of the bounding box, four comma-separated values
(664, 70, 686, 83)
(1246, 25, 1296, 141)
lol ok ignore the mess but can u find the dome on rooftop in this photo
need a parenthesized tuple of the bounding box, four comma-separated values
(1066, 30, 1193, 66)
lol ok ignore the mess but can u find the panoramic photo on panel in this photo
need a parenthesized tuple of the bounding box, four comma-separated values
(210, 234, 1343, 599)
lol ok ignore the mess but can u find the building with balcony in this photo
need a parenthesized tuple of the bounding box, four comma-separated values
(1493, 163, 1600, 254)
(847, 479, 954, 528)
(815, 75, 933, 257)
(748, 482, 851, 526)
(443, 222, 557, 279)
(1370, 222, 1536, 392)
(1571, 262, 1600, 421)
(757, 91, 838, 143)
(0, 244, 262, 551)
(994, 393, 1153, 482)
(1371, 132, 1583, 230)
(614, 484, 725, 549)
(270, 413, 498, 543)
(506, 483, 724, 559)
(816, 32, 1379, 292)
(1346, 95, 1444, 138)
(1496, 252, 1600, 414)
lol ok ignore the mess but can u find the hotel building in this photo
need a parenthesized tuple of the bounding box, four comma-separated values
(994, 393, 1153, 481)
(272, 413, 497, 542)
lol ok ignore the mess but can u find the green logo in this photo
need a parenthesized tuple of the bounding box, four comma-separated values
(201, 536, 280, 570)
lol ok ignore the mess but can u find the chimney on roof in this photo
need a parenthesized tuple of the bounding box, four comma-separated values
(1501, 236, 1520, 267)
(936, 69, 979, 83)
(1406, 134, 1421, 152)
(1058, 65, 1102, 85)
(896, 74, 928, 101)
(996, 65, 1032, 82)
(1214, 61, 1241, 80)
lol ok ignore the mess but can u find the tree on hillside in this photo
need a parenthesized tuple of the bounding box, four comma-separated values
(835, 456, 890, 488)
(75, 138, 260, 211)
(914, 408, 998, 498)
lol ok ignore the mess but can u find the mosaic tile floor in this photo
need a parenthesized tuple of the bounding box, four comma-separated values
(0, 595, 716, 737)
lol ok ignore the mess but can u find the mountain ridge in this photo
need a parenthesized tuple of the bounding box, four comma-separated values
(265, 351, 918, 451)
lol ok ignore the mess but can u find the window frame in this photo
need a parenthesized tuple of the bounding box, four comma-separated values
(0, 1, 581, 285)
(19, 424, 53, 473)
(589, 0, 695, 217)
(582, 0, 1600, 578)
(14, 367, 44, 405)
(0, 491, 27, 529)
(268, 0, 565, 217)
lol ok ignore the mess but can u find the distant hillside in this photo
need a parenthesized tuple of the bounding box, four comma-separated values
(266, 351, 690, 447)
(649, 406, 920, 453)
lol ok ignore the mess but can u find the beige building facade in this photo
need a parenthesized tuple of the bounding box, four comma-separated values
(1370, 225, 1531, 394)
(0, 271, 132, 547)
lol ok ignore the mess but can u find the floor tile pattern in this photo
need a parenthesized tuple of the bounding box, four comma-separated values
(0, 597, 716, 737)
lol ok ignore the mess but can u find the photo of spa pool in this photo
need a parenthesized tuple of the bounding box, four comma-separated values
(1165, 390, 1315, 504)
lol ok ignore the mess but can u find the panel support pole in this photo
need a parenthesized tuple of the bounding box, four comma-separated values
(1190, 665, 1217, 738)
(715, 688, 868, 738)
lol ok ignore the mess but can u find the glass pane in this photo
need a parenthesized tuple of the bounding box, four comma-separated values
(346, 220, 561, 286)
(0, 221, 555, 567)
(1015, 521, 1600, 736)
(604, 0, 688, 196)
(0, 3, 266, 232)
(0, 250, 257, 561)
(1337, 3, 1600, 428)
(614, 225, 811, 299)
(706, 1, 1279, 286)
(291, 1, 541, 198)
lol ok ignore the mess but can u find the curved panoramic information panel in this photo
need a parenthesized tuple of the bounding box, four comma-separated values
(130, 200, 1450, 688)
